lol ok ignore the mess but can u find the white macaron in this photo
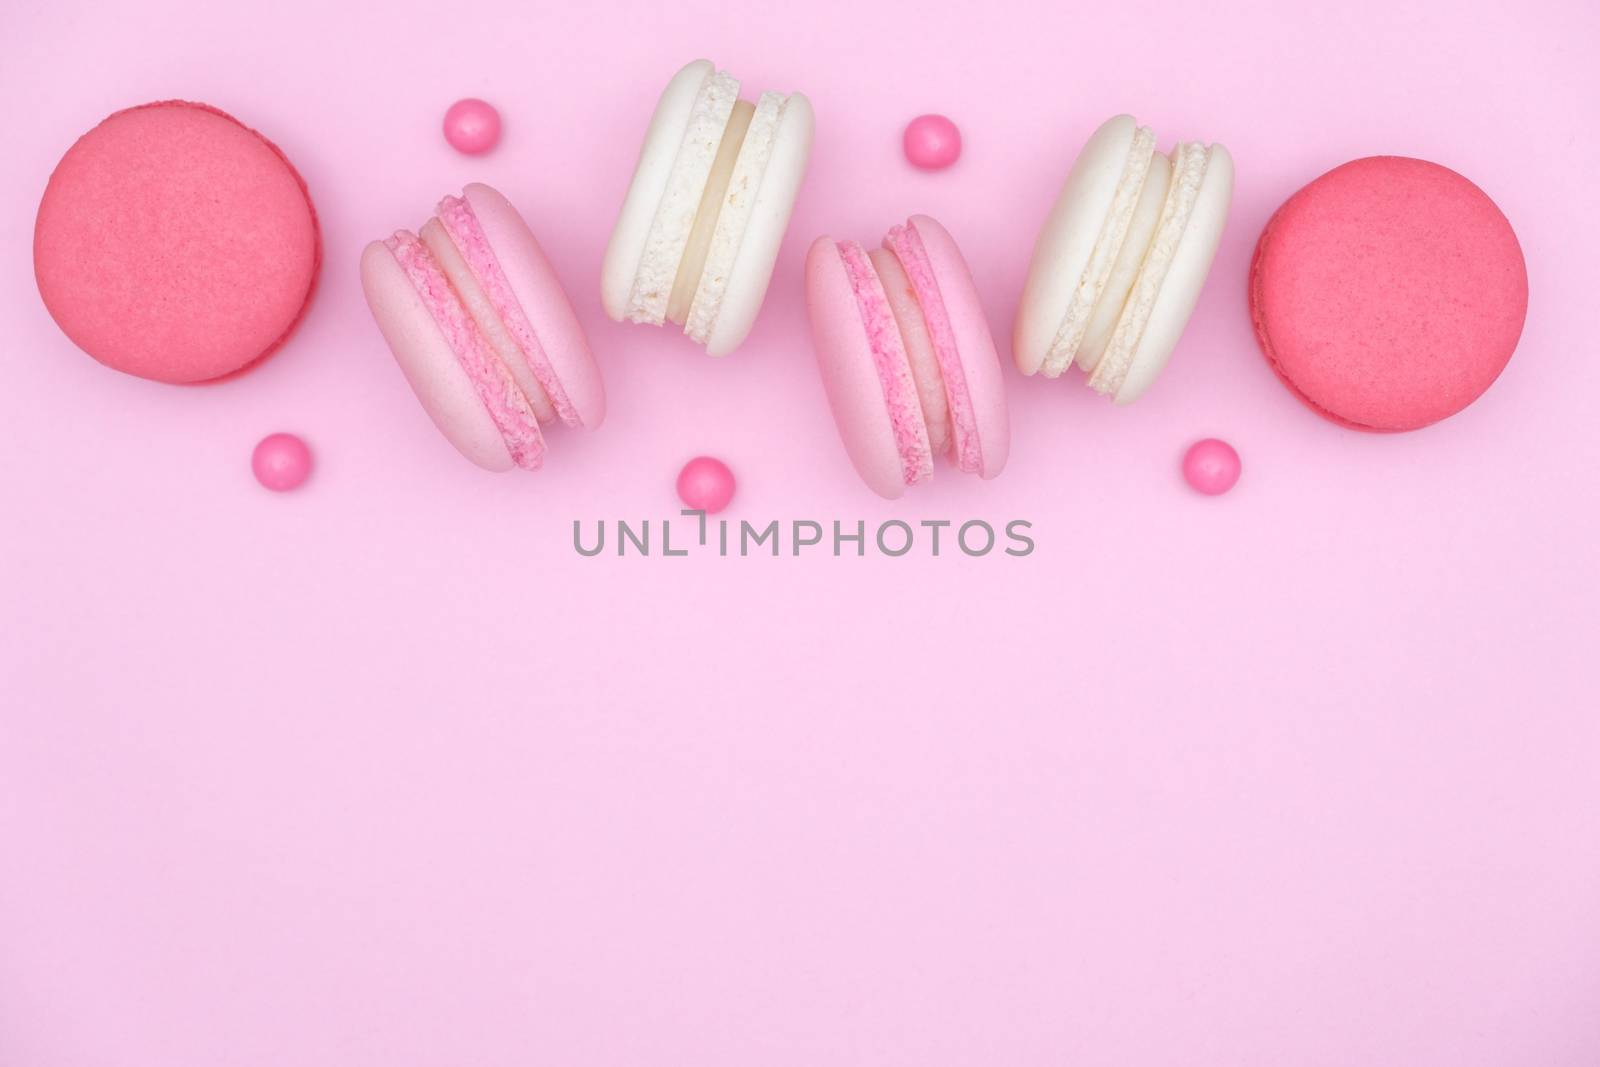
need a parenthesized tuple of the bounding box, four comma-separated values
(601, 59, 814, 357)
(1014, 114, 1233, 403)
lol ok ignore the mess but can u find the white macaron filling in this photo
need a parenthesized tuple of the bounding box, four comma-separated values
(1042, 123, 1155, 377)
(683, 90, 788, 345)
(1076, 149, 1172, 372)
(624, 69, 739, 325)
(1089, 141, 1212, 396)
(668, 99, 755, 324)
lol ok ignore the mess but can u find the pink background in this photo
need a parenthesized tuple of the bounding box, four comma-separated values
(3, 0, 1598, 1063)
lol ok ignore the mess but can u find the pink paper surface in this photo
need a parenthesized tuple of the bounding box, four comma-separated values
(3, 1, 1597, 1065)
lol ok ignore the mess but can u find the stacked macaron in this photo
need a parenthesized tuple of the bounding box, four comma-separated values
(1015, 115, 1233, 403)
(603, 59, 813, 356)
(361, 183, 604, 471)
(805, 216, 1009, 498)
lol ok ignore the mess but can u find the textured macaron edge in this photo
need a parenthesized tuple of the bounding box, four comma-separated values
(464, 183, 606, 432)
(1110, 143, 1233, 404)
(1012, 114, 1138, 377)
(904, 215, 1010, 480)
(703, 92, 814, 357)
(1043, 122, 1154, 377)
(437, 192, 578, 426)
(1077, 148, 1173, 373)
(804, 236, 916, 498)
(419, 215, 556, 425)
(1090, 141, 1212, 398)
(837, 239, 934, 487)
(360, 241, 514, 471)
(34, 99, 323, 384)
(884, 219, 982, 475)
(382, 231, 546, 469)
(869, 246, 951, 458)
(684, 90, 786, 346)
(624, 68, 739, 325)
(600, 60, 714, 322)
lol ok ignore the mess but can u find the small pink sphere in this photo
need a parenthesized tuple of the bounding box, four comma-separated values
(1182, 438, 1241, 496)
(252, 433, 313, 492)
(676, 456, 736, 513)
(903, 114, 962, 170)
(443, 98, 501, 155)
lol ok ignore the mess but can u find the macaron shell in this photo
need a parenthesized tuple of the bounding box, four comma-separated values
(600, 59, 712, 322)
(360, 241, 514, 472)
(34, 100, 319, 383)
(1115, 144, 1234, 404)
(910, 216, 1010, 479)
(1250, 156, 1527, 431)
(463, 183, 605, 429)
(1012, 114, 1137, 376)
(804, 236, 912, 499)
(704, 92, 814, 357)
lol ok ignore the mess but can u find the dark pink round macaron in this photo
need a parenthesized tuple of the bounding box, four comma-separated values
(34, 101, 320, 383)
(1249, 156, 1526, 431)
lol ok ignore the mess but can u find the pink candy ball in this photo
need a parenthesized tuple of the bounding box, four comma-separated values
(676, 456, 736, 513)
(252, 433, 312, 492)
(1182, 438, 1241, 496)
(443, 98, 501, 155)
(903, 114, 962, 170)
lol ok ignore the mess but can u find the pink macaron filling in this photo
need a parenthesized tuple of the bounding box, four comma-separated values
(883, 221, 982, 475)
(436, 194, 578, 427)
(836, 239, 934, 487)
(384, 231, 546, 469)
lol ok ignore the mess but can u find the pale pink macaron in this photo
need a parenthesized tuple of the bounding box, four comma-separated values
(804, 215, 1009, 498)
(360, 183, 604, 471)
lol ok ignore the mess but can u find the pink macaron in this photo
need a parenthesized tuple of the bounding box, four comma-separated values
(360, 184, 604, 471)
(34, 101, 320, 383)
(804, 215, 1009, 498)
(1250, 156, 1527, 431)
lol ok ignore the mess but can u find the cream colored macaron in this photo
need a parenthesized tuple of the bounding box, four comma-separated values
(602, 59, 814, 356)
(1014, 115, 1233, 403)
